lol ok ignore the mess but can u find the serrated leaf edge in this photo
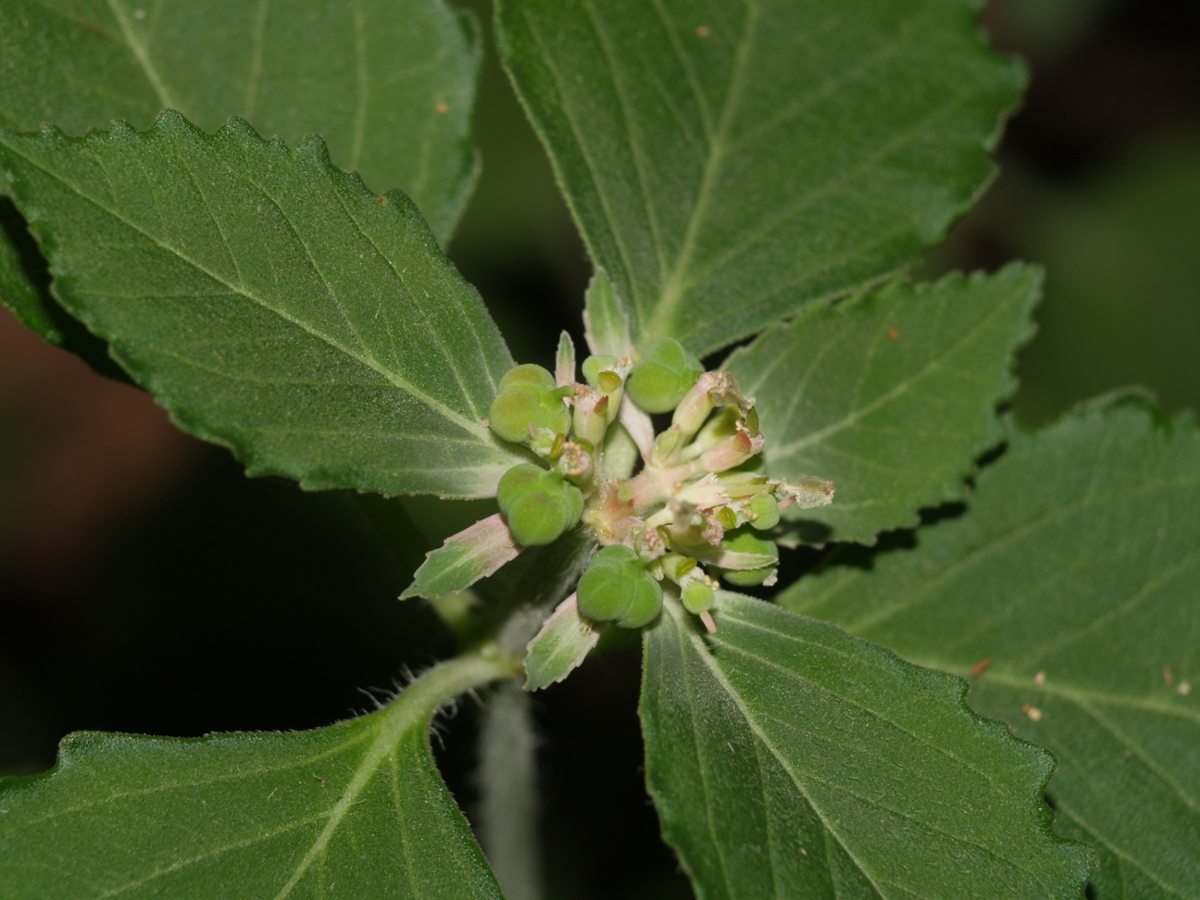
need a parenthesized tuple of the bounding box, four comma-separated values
(648, 593, 1094, 897)
(0, 111, 516, 498)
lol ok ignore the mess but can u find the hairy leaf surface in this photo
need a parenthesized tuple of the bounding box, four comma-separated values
(728, 265, 1038, 544)
(780, 400, 1200, 899)
(0, 0, 479, 360)
(0, 113, 519, 497)
(0, 652, 512, 900)
(641, 592, 1093, 900)
(498, 0, 1024, 356)
(0, 0, 478, 243)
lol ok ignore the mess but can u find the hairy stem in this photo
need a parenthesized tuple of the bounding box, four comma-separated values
(477, 681, 543, 900)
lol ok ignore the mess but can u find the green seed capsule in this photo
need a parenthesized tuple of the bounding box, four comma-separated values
(681, 579, 715, 614)
(581, 355, 619, 388)
(625, 337, 704, 414)
(748, 493, 780, 530)
(496, 464, 583, 547)
(489, 364, 571, 444)
(717, 527, 778, 587)
(577, 545, 664, 628)
(499, 363, 556, 391)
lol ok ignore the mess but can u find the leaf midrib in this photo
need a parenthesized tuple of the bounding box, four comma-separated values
(646, 0, 758, 343)
(670, 599, 1041, 895)
(769, 286, 1017, 460)
(1, 132, 493, 442)
(703, 604, 1054, 882)
(103, 0, 176, 111)
(271, 652, 512, 899)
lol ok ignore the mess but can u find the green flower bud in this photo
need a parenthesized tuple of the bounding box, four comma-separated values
(626, 337, 704, 414)
(577, 545, 663, 628)
(497, 464, 583, 547)
(681, 579, 715, 614)
(717, 527, 778, 587)
(581, 355, 619, 388)
(490, 364, 571, 444)
(748, 493, 780, 530)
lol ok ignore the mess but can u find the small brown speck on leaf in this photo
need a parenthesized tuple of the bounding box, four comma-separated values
(696, 25, 711, 37)
(375, 196, 385, 204)
(888, 328, 900, 339)
(1034, 671, 1046, 686)
(1020, 704, 1043, 722)
(1179, 681, 1192, 696)
(1164, 665, 1175, 685)
(969, 658, 991, 677)
(436, 102, 449, 114)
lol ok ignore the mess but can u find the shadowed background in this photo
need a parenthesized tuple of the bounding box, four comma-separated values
(1, 1, 1196, 897)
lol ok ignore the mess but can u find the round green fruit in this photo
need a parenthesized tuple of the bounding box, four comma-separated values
(489, 364, 571, 444)
(717, 527, 778, 587)
(581, 355, 619, 388)
(577, 545, 664, 628)
(625, 338, 704, 414)
(496, 464, 583, 547)
(681, 579, 715, 614)
(499, 364, 556, 391)
(748, 493, 780, 530)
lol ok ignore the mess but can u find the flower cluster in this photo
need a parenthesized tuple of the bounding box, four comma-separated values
(489, 337, 834, 635)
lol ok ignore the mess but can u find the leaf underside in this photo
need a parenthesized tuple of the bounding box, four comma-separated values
(728, 264, 1039, 545)
(498, 0, 1025, 357)
(0, 655, 509, 900)
(640, 591, 1093, 900)
(0, 113, 519, 498)
(780, 399, 1200, 899)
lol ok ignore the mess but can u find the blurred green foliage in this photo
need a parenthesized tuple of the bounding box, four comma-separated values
(1011, 135, 1200, 422)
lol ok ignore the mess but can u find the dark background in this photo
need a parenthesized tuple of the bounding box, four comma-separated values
(1, 1, 1197, 897)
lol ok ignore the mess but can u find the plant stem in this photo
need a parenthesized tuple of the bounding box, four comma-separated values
(389, 644, 522, 725)
(477, 680, 543, 900)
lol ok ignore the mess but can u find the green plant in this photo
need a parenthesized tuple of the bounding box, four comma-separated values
(0, 0, 1196, 898)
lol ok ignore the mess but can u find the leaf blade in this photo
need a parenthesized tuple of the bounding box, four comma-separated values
(0, 651, 514, 900)
(728, 265, 1039, 544)
(402, 512, 522, 600)
(498, 0, 1025, 356)
(0, 0, 479, 243)
(641, 592, 1093, 900)
(779, 399, 1200, 899)
(0, 112, 519, 497)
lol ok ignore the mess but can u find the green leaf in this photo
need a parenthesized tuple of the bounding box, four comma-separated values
(0, 196, 54, 336)
(0, 650, 516, 900)
(779, 398, 1200, 899)
(728, 265, 1039, 544)
(0, 112, 520, 498)
(402, 512, 522, 600)
(641, 591, 1093, 900)
(522, 594, 601, 690)
(0, 196, 131, 380)
(583, 267, 632, 358)
(0, 0, 479, 245)
(497, 0, 1024, 357)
